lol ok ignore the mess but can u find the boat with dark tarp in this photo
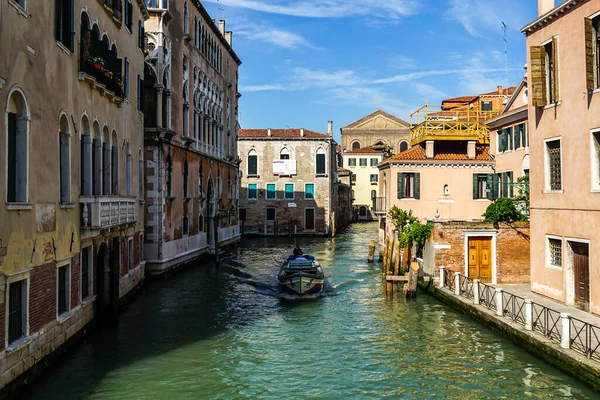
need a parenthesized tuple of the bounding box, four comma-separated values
(278, 254, 324, 296)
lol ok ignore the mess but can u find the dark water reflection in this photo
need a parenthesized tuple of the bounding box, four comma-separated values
(20, 223, 597, 399)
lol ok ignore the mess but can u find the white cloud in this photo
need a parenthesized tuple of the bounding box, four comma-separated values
(326, 87, 410, 117)
(205, 0, 420, 21)
(240, 84, 289, 92)
(387, 55, 416, 70)
(446, 0, 532, 37)
(236, 22, 320, 50)
(373, 67, 514, 84)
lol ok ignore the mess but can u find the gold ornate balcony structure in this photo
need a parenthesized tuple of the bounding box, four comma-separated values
(409, 102, 500, 146)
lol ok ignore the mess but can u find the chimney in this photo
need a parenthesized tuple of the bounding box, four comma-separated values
(327, 121, 333, 136)
(300, 128, 304, 137)
(538, 0, 554, 17)
(225, 31, 233, 46)
(425, 141, 434, 159)
(467, 141, 476, 160)
(267, 128, 271, 137)
(497, 85, 503, 94)
(219, 20, 226, 35)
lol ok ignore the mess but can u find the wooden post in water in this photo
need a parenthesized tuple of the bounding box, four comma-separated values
(214, 212, 220, 266)
(368, 240, 375, 263)
(386, 239, 395, 294)
(393, 241, 401, 276)
(403, 259, 419, 297)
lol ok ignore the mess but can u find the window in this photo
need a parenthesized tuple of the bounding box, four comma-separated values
(501, 171, 513, 198)
(530, 38, 558, 106)
(248, 184, 257, 200)
(473, 174, 496, 200)
(239, 208, 246, 221)
(585, 16, 600, 91)
(55, 0, 75, 51)
(128, 238, 134, 270)
(370, 174, 378, 183)
(266, 183, 276, 200)
(351, 142, 360, 151)
(57, 264, 70, 316)
(371, 190, 376, 199)
(248, 151, 258, 176)
(12, 0, 26, 9)
(481, 101, 493, 112)
(266, 207, 276, 221)
(8, 279, 27, 344)
(514, 124, 522, 149)
(6, 89, 29, 203)
(359, 158, 367, 167)
(138, 149, 144, 200)
(397, 173, 420, 199)
(280, 148, 290, 160)
(348, 158, 356, 167)
(370, 158, 378, 167)
(546, 139, 562, 191)
(351, 174, 356, 185)
(140, 234, 144, 262)
(125, 0, 133, 31)
(59, 115, 71, 203)
(81, 246, 92, 300)
(305, 183, 315, 200)
(285, 183, 294, 200)
(316, 148, 326, 175)
(400, 141, 408, 152)
(548, 237, 562, 267)
(183, 159, 189, 198)
(137, 75, 144, 111)
(124, 58, 130, 99)
(183, 1, 189, 36)
(111, 132, 119, 195)
(138, 20, 145, 51)
(592, 131, 600, 189)
(183, 215, 189, 235)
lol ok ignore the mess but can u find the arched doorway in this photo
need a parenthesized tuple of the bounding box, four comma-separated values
(96, 241, 119, 324)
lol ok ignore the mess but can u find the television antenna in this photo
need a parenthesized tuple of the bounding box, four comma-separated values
(502, 22, 508, 95)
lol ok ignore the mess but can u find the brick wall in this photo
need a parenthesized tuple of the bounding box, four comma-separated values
(30, 261, 57, 333)
(428, 221, 530, 284)
(70, 254, 80, 309)
(133, 232, 140, 267)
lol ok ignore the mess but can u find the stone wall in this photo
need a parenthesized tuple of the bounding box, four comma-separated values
(427, 221, 530, 284)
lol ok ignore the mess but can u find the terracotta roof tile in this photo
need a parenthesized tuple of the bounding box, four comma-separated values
(238, 128, 329, 139)
(479, 86, 517, 96)
(345, 146, 386, 154)
(382, 145, 493, 163)
(442, 95, 478, 103)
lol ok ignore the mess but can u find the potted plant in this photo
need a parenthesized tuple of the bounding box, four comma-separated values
(104, 69, 113, 79)
(89, 57, 104, 71)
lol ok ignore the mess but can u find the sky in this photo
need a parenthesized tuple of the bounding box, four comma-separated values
(205, 0, 539, 141)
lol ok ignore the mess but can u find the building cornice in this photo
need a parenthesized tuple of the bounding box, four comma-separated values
(379, 161, 495, 170)
(191, 0, 242, 65)
(521, 0, 587, 34)
(485, 107, 528, 129)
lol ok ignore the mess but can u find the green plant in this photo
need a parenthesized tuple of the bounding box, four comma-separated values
(89, 57, 105, 66)
(512, 175, 530, 217)
(482, 197, 527, 223)
(387, 205, 417, 232)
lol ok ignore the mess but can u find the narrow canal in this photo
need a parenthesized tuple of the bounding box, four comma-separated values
(22, 223, 596, 399)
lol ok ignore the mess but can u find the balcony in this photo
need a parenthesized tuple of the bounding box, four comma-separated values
(80, 196, 136, 230)
(372, 197, 386, 214)
(409, 103, 500, 146)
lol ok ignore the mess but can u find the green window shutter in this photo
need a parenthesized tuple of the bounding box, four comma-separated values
(414, 173, 420, 200)
(502, 172, 508, 197)
(472, 174, 479, 200)
(585, 18, 596, 91)
(306, 184, 315, 199)
(508, 127, 513, 150)
(316, 154, 326, 174)
(502, 129, 508, 151)
(530, 45, 547, 107)
(397, 172, 404, 199)
(497, 131, 503, 152)
(490, 174, 499, 200)
(514, 125, 521, 148)
(508, 172, 514, 198)
(248, 155, 257, 175)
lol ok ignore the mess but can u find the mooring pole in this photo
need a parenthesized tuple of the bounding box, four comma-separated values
(368, 240, 375, 263)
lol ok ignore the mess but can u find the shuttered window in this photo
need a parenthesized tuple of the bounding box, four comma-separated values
(7, 112, 28, 203)
(124, 58, 130, 99)
(397, 172, 420, 199)
(60, 132, 70, 203)
(348, 158, 356, 167)
(532, 39, 559, 106)
(8, 280, 26, 344)
(305, 184, 315, 200)
(514, 125, 522, 149)
(138, 20, 145, 51)
(585, 17, 600, 91)
(266, 183, 276, 200)
(81, 247, 91, 300)
(359, 158, 367, 167)
(248, 184, 257, 200)
(370, 158, 378, 166)
(473, 174, 497, 200)
(248, 154, 258, 175)
(55, 0, 75, 51)
(125, 0, 133, 32)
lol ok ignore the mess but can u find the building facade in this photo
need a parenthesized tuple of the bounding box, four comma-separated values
(0, 0, 148, 388)
(340, 109, 410, 154)
(342, 146, 387, 220)
(523, 0, 600, 314)
(238, 126, 338, 236)
(143, 0, 242, 274)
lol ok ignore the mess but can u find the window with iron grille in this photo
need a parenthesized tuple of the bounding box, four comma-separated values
(546, 139, 561, 190)
(548, 238, 562, 267)
(8, 280, 26, 344)
(58, 265, 69, 315)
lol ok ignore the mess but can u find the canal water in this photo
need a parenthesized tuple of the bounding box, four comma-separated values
(21, 223, 597, 399)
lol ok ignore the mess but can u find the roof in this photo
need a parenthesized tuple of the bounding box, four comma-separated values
(441, 87, 517, 105)
(380, 145, 494, 164)
(521, 0, 584, 34)
(337, 167, 352, 175)
(238, 128, 330, 139)
(442, 96, 478, 104)
(345, 146, 386, 154)
(479, 87, 517, 97)
(341, 109, 410, 129)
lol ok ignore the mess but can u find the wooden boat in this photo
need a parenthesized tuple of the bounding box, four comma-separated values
(278, 255, 324, 296)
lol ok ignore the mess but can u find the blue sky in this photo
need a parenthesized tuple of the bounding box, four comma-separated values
(205, 0, 539, 141)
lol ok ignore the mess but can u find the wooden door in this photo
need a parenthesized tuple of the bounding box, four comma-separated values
(305, 208, 315, 231)
(468, 237, 492, 283)
(572, 243, 590, 310)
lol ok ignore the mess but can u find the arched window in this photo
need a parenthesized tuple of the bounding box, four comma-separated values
(183, 81, 189, 138)
(400, 141, 408, 152)
(280, 147, 290, 160)
(6, 88, 29, 203)
(183, 1, 189, 35)
(316, 148, 326, 175)
(102, 127, 110, 195)
(80, 116, 92, 196)
(138, 149, 144, 200)
(194, 17, 198, 47)
(248, 149, 258, 176)
(111, 131, 119, 195)
(59, 113, 71, 203)
(351, 141, 360, 151)
(126, 142, 132, 196)
(92, 121, 102, 195)
(198, 164, 204, 197)
(165, 154, 172, 198)
(183, 158, 189, 198)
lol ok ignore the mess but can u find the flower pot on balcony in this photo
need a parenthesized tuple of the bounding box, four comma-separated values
(91, 63, 102, 71)
(104, 71, 113, 79)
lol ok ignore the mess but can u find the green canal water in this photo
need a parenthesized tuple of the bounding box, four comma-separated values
(21, 223, 597, 399)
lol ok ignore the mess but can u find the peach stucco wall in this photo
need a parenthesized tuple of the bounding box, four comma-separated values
(525, 1, 600, 314)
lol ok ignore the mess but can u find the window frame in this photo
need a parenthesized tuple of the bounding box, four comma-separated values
(284, 183, 295, 200)
(6, 274, 29, 347)
(248, 183, 258, 200)
(56, 261, 71, 318)
(266, 183, 276, 200)
(591, 129, 600, 191)
(5, 87, 30, 205)
(543, 37, 559, 105)
(404, 173, 415, 199)
(58, 113, 72, 204)
(370, 158, 378, 167)
(315, 149, 326, 176)
(55, 0, 75, 51)
(359, 158, 367, 167)
(370, 174, 378, 183)
(305, 183, 315, 200)
(544, 137, 563, 192)
(348, 158, 356, 167)
(547, 235, 563, 269)
(481, 100, 493, 112)
(247, 153, 258, 176)
(266, 207, 276, 221)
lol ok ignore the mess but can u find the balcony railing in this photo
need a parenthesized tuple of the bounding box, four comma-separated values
(80, 196, 136, 230)
(409, 102, 500, 146)
(372, 197, 386, 214)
